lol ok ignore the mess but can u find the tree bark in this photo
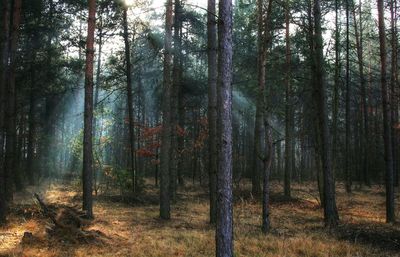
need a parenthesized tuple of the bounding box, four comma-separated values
(313, 0, 339, 227)
(26, 76, 36, 186)
(377, 0, 395, 223)
(160, 0, 173, 220)
(252, 0, 268, 199)
(352, 0, 370, 187)
(207, 0, 218, 225)
(345, 0, 352, 193)
(82, 0, 96, 219)
(170, 0, 183, 201)
(332, 0, 340, 180)
(216, 0, 233, 256)
(4, 0, 22, 200)
(284, 0, 292, 198)
(389, 0, 398, 188)
(0, 0, 11, 224)
(262, 124, 273, 234)
(122, 6, 136, 193)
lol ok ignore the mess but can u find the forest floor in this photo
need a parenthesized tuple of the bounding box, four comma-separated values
(0, 180, 399, 257)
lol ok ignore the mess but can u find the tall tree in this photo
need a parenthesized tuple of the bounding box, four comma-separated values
(207, 0, 217, 225)
(160, 0, 173, 220)
(389, 0, 398, 187)
(82, 0, 96, 219)
(313, 0, 339, 227)
(258, 0, 273, 233)
(345, 0, 352, 193)
(216, 0, 233, 256)
(4, 0, 22, 198)
(170, 0, 183, 201)
(352, 0, 369, 187)
(377, 0, 395, 223)
(122, 4, 136, 193)
(284, 0, 292, 198)
(251, 0, 264, 197)
(0, 0, 11, 224)
(332, 0, 340, 176)
(26, 0, 43, 186)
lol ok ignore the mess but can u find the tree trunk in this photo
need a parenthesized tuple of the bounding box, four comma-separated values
(170, 0, 183, 201)
(352, 0, 369, 187)
(82, 0, 96, 219)
(207, 0, 217, 225)
(332, 0, 340, 180)
(284, 0, 292, 198)
(26, 78, 36, 186)
(377, 0, 395, 223)
(390, 0, 399, 188)
(216, 0, 233, 256)
(253, 0, 268, 199)
(4, 0, 22, 201)
(0, 0, 11, 224)
(122, 7, 136, 193)
(262, 124, 273, 234)
(313, 0, 339, 227)
(93, 12, 103, 195)
(160, 0, 173, 220)
(345, 0, 352, 193)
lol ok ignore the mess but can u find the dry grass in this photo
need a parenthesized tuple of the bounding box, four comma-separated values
(0, 180, 399, 257)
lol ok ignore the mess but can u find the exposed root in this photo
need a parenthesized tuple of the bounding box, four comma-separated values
(33, 193, 106, 245)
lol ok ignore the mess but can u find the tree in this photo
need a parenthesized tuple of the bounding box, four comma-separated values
(352, 0, 369, 187)
(313, 0, 339, 227)
(332, 0, 340, 177)
(160, 0, 173, 220)
(122, 4, 136, 193)
(216, 0, 233, 255)
(170, 0, 183, 201)
(0, 0, 11, 224)
(25, 0, 43, 186)
(4, 0, 23, 197)
(345, 0, 352, 193)
(82, 0, 96, 219)
(377, 0, 395, 223)
(259, 0, 273, 233)
(207, 0, 217, 225)
(389, 0, 398, 188)
(284, 0, 292, 198)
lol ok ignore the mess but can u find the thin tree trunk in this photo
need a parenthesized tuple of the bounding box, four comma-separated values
(332, 0, 340, 179)
(0, 0, 11, 224)
(207, 0, 217, 225)
(82, 0, 96, 219)
(4, 0, 22, 201)
(390, 0, 398, 188)
(352, 0, 370, 187)
(284, 0, 292, 198)
(216, 0, 233, 256)
(122, 7, 136, 193)
(313, 0, 339, 227)
(26, 77, 36, 186)
(160, 0, 173, 220)
(377, 0, 395, 223)
(170, 0, 183, 201)
(262, 124, 273, 234)
(253, 0, 266, 199)
(345, 0, 352, 193)
(93, 12, 103, 194)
